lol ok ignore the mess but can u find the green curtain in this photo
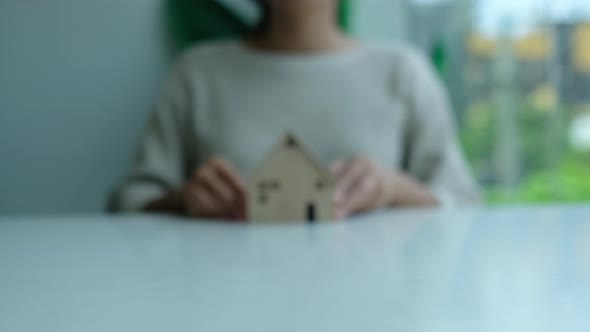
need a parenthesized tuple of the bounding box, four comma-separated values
(431, 40, 448, 78)
(339, 0, 352, 31)
(167, 0, 352, 51)
(166, 0, 249, 50)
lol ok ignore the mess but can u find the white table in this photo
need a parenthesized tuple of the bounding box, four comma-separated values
(1, 206, 590, 332)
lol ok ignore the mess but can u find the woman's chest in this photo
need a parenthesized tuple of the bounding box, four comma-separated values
(191, 71, 408, 175)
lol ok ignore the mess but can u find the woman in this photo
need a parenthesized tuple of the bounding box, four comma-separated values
(112, 0, 480, 220)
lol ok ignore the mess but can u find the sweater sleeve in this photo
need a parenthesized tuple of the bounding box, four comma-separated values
(110, 62, 193, 212)
(400, 49, 481, 207)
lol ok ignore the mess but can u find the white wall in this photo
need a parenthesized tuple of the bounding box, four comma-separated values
(0, 0, 170, 214)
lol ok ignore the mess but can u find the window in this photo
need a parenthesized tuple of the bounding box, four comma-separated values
(355, 0, 590, 203)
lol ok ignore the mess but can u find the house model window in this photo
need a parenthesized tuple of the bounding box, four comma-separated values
(248, 134, 335, 223)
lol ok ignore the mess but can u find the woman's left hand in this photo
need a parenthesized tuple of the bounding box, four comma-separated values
(330, 157, 397, 219)
(330, 157, 439, 219)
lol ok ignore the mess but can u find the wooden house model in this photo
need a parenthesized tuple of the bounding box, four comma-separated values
(248, 134, 335, 223)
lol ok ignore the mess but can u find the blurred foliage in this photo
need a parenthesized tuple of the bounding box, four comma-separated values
(487, 153, 590, 203)
(461, 101, 496, 163)
(461, 99, 590, 204)
(518, 101, 568, 173)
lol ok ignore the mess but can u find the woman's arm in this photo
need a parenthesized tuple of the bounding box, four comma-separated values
(110, 61, 192, 213)
(331, 49, 480, 218)
(110, 56, 248, 220)
(400, 48, 482, 207)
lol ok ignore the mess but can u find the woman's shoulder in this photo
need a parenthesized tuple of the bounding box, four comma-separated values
(361, 42, 432, 71)
(174, 39, 242, 68)
(360, 42, 441, 93)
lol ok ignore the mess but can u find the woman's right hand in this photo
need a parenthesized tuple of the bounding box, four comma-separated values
(182, 157, 247, 221)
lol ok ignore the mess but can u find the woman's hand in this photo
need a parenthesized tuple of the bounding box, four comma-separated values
(183, 157, 247, 220)
(331, 157, 438, 219)
(331, 157, 396, 219)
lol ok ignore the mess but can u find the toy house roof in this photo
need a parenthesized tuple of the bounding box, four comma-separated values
(253, 133, 334, 184)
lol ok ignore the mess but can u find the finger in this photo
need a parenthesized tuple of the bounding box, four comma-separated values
(198, 168, 237, 208)
(335, 173, 367, 218)
(189, 167, 202, 184)
(330, 160, 346, 204)
(184, 186, 222, 218)
(195, 189, 225, 218)
(330, 160, 346, 177)
(334, 159, 367, 204)
(211, 159, 248, 220)
(335, 205, 349, 220)
(210, 158, 247, 201)
(342, 174, 379, 215)
(332, 160, 353, 203)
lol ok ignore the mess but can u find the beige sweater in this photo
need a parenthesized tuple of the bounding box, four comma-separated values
(112, 41, 481, 211)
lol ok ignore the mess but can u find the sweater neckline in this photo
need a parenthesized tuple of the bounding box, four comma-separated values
(226, 40, 368, 65)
